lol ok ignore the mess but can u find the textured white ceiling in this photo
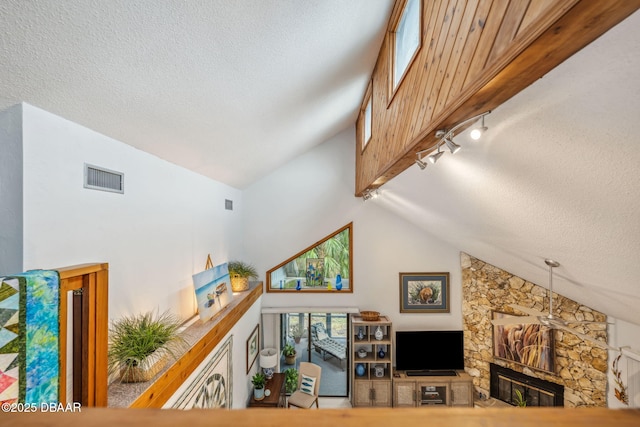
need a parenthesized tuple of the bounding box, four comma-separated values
(379, 10, 640, 325)
(0, 0, 393, 188)
(3, 2, 639, 326)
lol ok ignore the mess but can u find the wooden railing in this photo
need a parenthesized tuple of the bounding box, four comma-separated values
(105, 282, 263, 408)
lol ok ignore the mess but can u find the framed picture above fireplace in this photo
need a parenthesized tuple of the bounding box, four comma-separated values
(492, 311, 554, 373)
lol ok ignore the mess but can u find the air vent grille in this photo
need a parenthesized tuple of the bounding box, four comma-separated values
(84, 164, 124, 194)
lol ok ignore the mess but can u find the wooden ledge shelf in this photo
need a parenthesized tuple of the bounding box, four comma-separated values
(108, 282, 263, 408)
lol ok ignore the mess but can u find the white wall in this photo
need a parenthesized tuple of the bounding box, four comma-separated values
(21, 103, 244, 320)
(608, 318, 640, 408)
(243, 126, 462, 331)
(0, 104, 23, 275)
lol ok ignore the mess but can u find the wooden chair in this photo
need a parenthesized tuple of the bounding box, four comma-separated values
(287, 362, 321, 409)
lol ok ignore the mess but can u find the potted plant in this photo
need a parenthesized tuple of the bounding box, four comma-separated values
(107, 310, 187, 383)
(514, 389, 527, 407)
(251, 372, 267, 400)
(282, 343, 297, 365)
(284, 368, 298, 394)
(228, 260, 258, 292)
(290, 323, 304, 344)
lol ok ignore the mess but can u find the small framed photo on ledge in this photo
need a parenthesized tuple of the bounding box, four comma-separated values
(399, 272, 450, 313)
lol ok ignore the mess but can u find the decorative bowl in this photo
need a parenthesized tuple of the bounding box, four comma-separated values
(358, 348, 367, 358)
(360, 311, 380, 321)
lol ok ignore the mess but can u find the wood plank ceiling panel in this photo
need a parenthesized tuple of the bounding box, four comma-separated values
(418, 0, 466, 131)
(485, 0, 531, 66)
(434, 0, 481, 114)
(445, 0, 494, 106)
(519, 0, 557, 34)
(463, 0, 510, 89)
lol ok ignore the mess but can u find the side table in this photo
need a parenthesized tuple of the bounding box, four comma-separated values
(248, 373, 286, 408)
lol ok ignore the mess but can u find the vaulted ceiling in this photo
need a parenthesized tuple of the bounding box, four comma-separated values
(1, 2, 639, 326)
(0, 0, 393, 188)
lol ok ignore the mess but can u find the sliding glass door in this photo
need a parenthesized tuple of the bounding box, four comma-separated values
(281, 312, 348, 397)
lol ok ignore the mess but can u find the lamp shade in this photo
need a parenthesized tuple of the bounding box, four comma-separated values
(260, 348, 278, 368)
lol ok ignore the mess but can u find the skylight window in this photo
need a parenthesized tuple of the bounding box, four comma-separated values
(363, 95, 372, 149)
(392, 0, 421, 91)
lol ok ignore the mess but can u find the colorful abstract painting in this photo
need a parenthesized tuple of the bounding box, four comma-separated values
(493, 311, 554, 373)
(0, 270, 59, 405)
(192, 263, 233, 321)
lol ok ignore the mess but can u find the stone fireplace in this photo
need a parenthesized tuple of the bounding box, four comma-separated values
(490, 363, 564, 406)
(461, 253, 608, 407)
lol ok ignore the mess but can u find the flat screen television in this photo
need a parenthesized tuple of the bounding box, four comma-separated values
(395, 330, 464, 373)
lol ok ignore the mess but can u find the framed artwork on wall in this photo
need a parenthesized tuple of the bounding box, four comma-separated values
(492, 311, 554, 373)
(399, 272, 450, 313)
(170, 336, 233, 409)
(246, 323, 259, 374)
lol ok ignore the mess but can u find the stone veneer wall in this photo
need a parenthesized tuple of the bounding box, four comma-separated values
(461, 253, 608, 407)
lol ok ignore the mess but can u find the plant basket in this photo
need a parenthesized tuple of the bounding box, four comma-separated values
(360, 311, 380, 321)
(119, 350, 168, 383)
(231, 275, 249, 292)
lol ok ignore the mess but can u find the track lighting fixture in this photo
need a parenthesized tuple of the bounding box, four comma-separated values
(414, 110, 490, 170)
(362, 188, 379, 201)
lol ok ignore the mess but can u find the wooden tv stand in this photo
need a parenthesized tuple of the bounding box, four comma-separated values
(392, 371, 473, 407)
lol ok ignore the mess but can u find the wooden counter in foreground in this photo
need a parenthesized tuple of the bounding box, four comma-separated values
(3, 407, 639, 427)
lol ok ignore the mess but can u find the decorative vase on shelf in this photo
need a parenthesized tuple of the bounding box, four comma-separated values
(357, 327, 365, 340)
(296, 279, 301, 291)
(356, 363, 366, 377)
(378, 346, 385, 359)
(374, 325, 383, 341)
(335, 274, 342, 291)
(374, 365, 384, 378)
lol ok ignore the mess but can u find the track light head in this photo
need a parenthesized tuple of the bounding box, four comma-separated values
(444, 137, 461, 154)
(470, 115, 488, 140)
(470, 127, 486, 140)
(427, 145, 444, 164)
(362, 189, 379, 201)
(416, 157, 427, 170)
